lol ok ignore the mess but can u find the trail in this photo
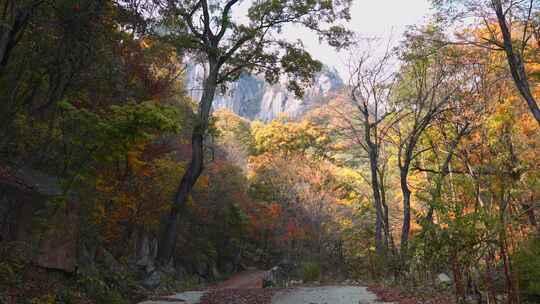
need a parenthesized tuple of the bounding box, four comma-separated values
(212, 269, 266, 289)
(139, 270, 389, 304)
(138, 270, 266, 304)
(272, 286, 385, 304)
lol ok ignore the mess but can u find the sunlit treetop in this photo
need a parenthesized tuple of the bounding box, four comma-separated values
(148, 0, 353, 97)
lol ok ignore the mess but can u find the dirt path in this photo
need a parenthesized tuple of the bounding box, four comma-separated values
(140, 271, 390, 304)
(139, 270, 268, 304)
(212, 269, 267, 289)
(272, 286, 385, 304)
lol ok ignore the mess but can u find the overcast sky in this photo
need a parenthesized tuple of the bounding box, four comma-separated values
(236, 0, 433, 80)
(296, 0, 433, 79)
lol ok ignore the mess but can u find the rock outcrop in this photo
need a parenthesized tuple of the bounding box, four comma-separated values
(185, 63, 343, 121)
(0, 165, 79, 272)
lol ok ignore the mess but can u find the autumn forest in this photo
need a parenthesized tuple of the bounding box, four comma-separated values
(1, 0, 540, 304)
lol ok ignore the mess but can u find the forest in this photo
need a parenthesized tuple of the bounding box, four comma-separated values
(0, 0, 539, 304)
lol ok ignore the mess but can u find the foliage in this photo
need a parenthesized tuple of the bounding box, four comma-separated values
(299, 261, 322, 283)
(0, 1, 540, 303)
(252, 119, 331, 158)
(515, 238, 540, 302)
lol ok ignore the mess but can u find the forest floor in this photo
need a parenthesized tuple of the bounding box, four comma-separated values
(139, 270, 391, 304)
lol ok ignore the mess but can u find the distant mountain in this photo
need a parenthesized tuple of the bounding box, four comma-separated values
(185, 63, 344, 121)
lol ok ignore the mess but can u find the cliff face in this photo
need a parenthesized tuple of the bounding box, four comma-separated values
(185, 64, 343, 121)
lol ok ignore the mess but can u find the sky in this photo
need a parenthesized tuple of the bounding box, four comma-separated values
(239, 0, 434, 80)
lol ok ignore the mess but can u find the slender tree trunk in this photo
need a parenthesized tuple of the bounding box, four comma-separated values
(400, 166, 412, 258)
(522, 200, 538, 231)
(0, 1, 34, 73)
(157, 62, 219, 264)
(364, 117, 386, 257)
(485, 249, 497, 304)
(368, 146, 385, 256)
(493, 0, 540, 127)
(451, 251, 466, 303)
(426, 127, 467, 223)
(499, 192, 519, 304)
(381, 187, 390, 250)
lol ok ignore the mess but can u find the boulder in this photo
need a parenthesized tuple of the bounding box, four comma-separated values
(136, 234, 157, 267)
(0, 166, 85, 273)
(143, 270, 162, 289)
(263, 266, 289, 288)
(262, 267, 277, 288)
(34, 202, 80, 272)
(211, 264, 221, 279)
(136, 235, 150, 266)
(437, 273, 452, 284)
(263, 259, 298, 288)
(0, 165, 78, 273)
(222, 261, 235, 274)
(277, 258, 296, 273)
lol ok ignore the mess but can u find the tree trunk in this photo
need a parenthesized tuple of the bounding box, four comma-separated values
(368, 146, 385, 256)
(157, 62, 219, 265)
(493, 0, 540, 127)
(499, 194, 519, 304)
(451, 252, 466, 303)
(426, 128, 467, 223)
(364, 116, 386, 257)
(484, 249, 497, 304)
(381, 188, 390, 250)
(0, 1, 33, 73)
(400, 167, 411, 258)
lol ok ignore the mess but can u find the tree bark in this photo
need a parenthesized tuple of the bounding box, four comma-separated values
(360, 103, 388, 257)
(484, 248, 497, 304)
(499, 189, 519, 304)
(493, 0, 540, 127)
(400, 166, 412, 258)
(157, 61, 219, 264)
(381, 182, 391, 250)
(451, 251, 466, 303)
(367, 140, 385, 256)
(0, 1, 36, 73)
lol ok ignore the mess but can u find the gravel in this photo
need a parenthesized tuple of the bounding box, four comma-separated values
(271, 286, 387, 304)
(139, 291, 207, 304)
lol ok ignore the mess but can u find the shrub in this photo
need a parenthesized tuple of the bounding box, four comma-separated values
(300, 261, 321, 283)
(76, 274, 127, 304)
(514, 237, 540, 303)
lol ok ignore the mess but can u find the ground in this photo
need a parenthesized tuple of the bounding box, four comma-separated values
(212, 270, 267, 289)
(139, 270, 391, 304)
(272, 286, 381, 304)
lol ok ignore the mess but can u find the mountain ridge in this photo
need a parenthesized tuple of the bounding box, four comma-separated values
(185, 63, 344, 121)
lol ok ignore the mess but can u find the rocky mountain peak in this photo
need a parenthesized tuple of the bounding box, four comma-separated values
(185, 64, 344, 121)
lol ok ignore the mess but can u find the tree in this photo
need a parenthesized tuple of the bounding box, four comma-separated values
(492, 0, 540, 126)
(153, 0, 352, 264)
(0, 0, 128, 138)
(213, 109, 254, 168)
(0, 0, 44, 72)
(433, 0, 540, 126)
(391, 30, 468, 258)
(338, 45, 397, 257)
